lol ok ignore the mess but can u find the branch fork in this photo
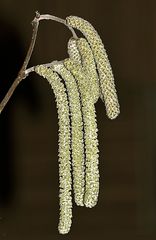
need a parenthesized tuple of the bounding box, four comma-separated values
(0, 12, 77, 114)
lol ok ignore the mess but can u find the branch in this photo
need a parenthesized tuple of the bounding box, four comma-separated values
(38, 14, 78, 39)
(0, 12, 77, 114)
(25, 60, 62, 76)
(0, 12, 39, 114)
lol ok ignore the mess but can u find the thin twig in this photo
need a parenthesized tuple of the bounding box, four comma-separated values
(25, 60, 62, 75)
(0, 12, 40, 114)
(0, 12, 77, 114)
(38, 14, 78, 39)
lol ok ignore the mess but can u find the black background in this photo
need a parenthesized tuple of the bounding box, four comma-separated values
(0, 0, 156, 239)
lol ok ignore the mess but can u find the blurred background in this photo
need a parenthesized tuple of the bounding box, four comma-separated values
(0, 0, 156, 239)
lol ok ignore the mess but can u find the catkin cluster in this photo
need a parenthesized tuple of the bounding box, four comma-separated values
(35, 15, 120, 234)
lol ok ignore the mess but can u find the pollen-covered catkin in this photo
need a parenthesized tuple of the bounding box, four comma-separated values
(68, 37, 100, 103)
(67, 37, 82, 65)
(52, 62, 85, 207)
(66, 16, 120, 119)
(64, 59, 99, 208)
(76, 38, 100, 103)
(35, 65, 72, 234)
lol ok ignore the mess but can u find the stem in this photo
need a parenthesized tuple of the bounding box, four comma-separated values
(0, 12, 77, 114)
(38, 14, 78, 39)
(0, 12, 39, 114)
(25, 60, 62, 75)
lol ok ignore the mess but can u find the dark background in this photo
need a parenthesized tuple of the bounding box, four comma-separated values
(0, 0, 156, 239)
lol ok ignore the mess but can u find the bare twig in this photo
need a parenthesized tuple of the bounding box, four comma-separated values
(0, 13, 77, 114)
(37, 14, 78, 39)
(25, 60, 63, 76)
(0, 12, 39, 114)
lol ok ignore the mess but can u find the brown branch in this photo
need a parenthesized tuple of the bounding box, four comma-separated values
(0, 12, 77, 114)
(0, 12, 40, 114)
(37, 14, 78, 39)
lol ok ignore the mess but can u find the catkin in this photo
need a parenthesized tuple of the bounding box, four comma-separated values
(64, 58, 99, 208)
(67, 37, 82, 65)
(68, 38, 100, 103)
(52, 62, 85, 207)
(35, 65, 72, 234)
(66, 16, 120, 119)
(76, 38, 100, 103)
(67, 37, 99, 103)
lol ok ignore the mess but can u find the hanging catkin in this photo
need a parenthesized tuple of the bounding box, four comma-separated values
(52, 62, 85, 207)
(66, 16, 120, 119)
(67, 37, 82, 66)
(64, 59, 99, 208)
(35, 65, 72, 234)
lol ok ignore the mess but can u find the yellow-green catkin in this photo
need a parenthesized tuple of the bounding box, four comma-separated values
(52, 62, 85, 207)
(35, 65, 72, 234)
(76, 38, 100, 103)
(67, 37, 82, 65)
(66, 16, 120, 119)
(68, 37, 100, 103)
(64, 59, 99, 208)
